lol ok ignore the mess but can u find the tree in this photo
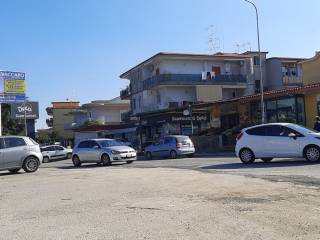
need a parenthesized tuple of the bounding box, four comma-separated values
(1, 104, 25, 136)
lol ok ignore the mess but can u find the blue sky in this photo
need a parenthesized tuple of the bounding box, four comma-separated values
(0, 0, 319, 129)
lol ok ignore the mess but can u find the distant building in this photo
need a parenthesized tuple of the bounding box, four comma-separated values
(46, 101, 80, 145)
(65, 97, 131, 143)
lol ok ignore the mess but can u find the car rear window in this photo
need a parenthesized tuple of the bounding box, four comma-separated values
(176, 136, 191, 143)
(246, 126, 266, 136)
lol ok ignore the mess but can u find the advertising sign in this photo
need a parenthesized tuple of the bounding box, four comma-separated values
(0, 71, 26, 103)
(10, 102, 39, 119)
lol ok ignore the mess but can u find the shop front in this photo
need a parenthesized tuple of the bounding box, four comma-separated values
(138, 111, 210, 148)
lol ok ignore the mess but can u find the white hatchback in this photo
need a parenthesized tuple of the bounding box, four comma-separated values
(235, 123, 320, 163)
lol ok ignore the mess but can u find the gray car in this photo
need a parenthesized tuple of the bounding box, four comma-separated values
(72, 139, 137, 167)
(0, 136, 42, 173)
(144, 135, 195, 159)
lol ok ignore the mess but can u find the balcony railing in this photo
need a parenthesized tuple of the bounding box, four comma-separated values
(143, 74, 247, 90)
(283, 76, 303, 86)
(121, 111, 133, 122)
(120, 86, 131, 99)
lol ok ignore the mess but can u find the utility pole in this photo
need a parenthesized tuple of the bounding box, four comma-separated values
(244, 0, 265, 123)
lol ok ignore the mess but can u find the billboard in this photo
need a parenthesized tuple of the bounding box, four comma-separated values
(0, 71, 26, 103)
(10, 102, 39, 119)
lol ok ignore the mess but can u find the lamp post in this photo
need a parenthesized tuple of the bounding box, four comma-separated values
(244, 0, 265, 123)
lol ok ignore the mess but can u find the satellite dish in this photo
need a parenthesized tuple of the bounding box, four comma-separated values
(183, 109, 190, 116)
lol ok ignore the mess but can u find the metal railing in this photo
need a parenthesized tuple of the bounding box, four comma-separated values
(283, 76, 303, 85)
(120, 86, 131, 99)
(142, 74, 247, 90)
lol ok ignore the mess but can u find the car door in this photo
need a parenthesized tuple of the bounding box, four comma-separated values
(54, 146, 67, 159)
(162, 137, 172, 157)
(77, 141, 91, 161)
(45, 146, 57, 159)
(264, 125, 301, 157)
(152, 140, 165, 157)
(86, 140, 101, 162)
(2, 137, 28, 168)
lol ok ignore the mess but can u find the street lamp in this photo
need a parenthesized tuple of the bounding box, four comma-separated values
(244, 0, 265, 123)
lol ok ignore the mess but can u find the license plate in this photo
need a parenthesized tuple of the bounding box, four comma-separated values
(126, 154, 131, 158)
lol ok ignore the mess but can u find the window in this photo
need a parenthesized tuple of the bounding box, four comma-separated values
(47, 146, 56, 151)
(55, 146, 64, 151)
(4, 137, 26, 148)
(246, 126, 266, 136)
(78, 141, 90, 148)
(164, 137, 172, 144)
(132, 99, 136, 110)
(264, 125, 286, 136)
(138, 96, 142, 109)
(89, 112, 92, 119)
(87, 141, 99, 148)
(254, 56, 260, 65)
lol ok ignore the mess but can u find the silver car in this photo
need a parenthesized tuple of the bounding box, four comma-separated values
(0, 136, 42, 173)
(72, 138, 137, 167)
(145, 135, 195, 159)
(41, 145, 73, 163)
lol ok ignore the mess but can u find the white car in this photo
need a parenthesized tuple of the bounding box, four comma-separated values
(41, 145, 73, 163)
(235, 123, 320, 163)
(72, 139, 137, 167)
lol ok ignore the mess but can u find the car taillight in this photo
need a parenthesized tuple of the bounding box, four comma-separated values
(176, 142, 182, 148)
(236, 132, 244, 141)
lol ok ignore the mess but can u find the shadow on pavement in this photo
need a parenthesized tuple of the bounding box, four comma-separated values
(55, 162, 127, 170)
(0, 171, 24, 176)
(201, 159, 319, 170)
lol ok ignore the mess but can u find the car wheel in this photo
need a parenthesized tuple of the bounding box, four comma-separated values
(42, 156, 50, 163)
(304, 146, 320, 162)
(239, 148, 255, 164)
(72, 155, 82, 167)
(9, 168, 21, 173)
(22, 156, 40, 173)
(66, 153, 72, 159)
(145, 151, 152, 160)
(126, 160, 134, 164)
(261, 158, 273, 162)
(170, 150, 178, 159)
(101, 154, 111, 166)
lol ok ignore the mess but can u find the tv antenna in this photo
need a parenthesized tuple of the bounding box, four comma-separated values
(206, 25, 220, 54)
(234, 41, 252, 53)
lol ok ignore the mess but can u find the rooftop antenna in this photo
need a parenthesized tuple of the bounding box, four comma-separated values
(234, 42, 241, 53)
(66, 90, 78, 102)
(206, 25, 220, 54)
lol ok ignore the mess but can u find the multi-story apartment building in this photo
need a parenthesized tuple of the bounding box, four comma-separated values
(266, 57, 306, 90)
(120, 52, 261, 115)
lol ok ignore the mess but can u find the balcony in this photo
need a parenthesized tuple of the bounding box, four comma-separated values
(143, 74, 247, 90)
(46, 118, 53, 127)
(121, 111, 134, 122)
(120, 86, 131, 99)
(283, 76, 303, 86)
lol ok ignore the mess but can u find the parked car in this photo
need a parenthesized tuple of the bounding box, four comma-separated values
(41, 145, 73, 163)
(144, 135, 195, 159)
(0, 136, 42, 173)
(115, 138, 133, 148)
(236, 123, 320, 163)
(72, 138, 137, 167)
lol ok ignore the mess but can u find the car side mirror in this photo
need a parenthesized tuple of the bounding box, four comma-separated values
(288, 133, 297, 139)
(93, 145, 100, 149)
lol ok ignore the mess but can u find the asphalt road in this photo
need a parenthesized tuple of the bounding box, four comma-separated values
(43, 154, 320, 188)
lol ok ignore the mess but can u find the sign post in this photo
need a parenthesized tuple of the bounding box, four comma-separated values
(0, 71, 26, 136)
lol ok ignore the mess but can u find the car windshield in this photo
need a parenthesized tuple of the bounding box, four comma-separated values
(291, 124, 319, 134)
(97, 139, 124, 147)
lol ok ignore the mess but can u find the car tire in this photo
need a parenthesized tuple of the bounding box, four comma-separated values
(101, 154, 111, 166)
(239, 148, 255, 164)
(9, 168, 21, 173)
(126, 160, 134, 164)
(261, 158, 273, 162)
(304, 145, 320, 162)
(66, 153, 72, 159)
(22, 156, 40, 173)
(145, 151, 152, 160)
(72, 155, 82, 167)
(170, 150, 178, 159)
(42, 156, 50, 163)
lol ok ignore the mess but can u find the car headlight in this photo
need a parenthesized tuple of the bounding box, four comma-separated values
(111, 150, 121, 154)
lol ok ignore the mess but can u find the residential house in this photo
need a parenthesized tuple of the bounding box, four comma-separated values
(46, 101, 80, 145)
